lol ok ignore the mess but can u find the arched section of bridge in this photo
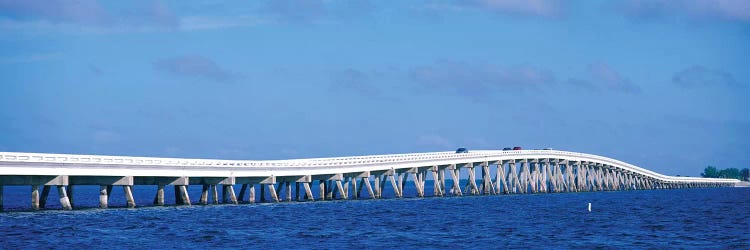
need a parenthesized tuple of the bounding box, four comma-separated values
(0, 150, 738, 211)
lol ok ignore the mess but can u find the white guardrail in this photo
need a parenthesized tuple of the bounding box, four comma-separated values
(0, 150, 739, 184)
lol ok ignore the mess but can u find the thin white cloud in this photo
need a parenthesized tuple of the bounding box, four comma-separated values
(0, 0, 181, 33)
(673, 65, 738, 88)
(154, 55, 233, 82)
(565, 63, 641, 94)
(417, 0, 563, 18)
(617, 0, 750, 22)
(416, 135, 453, 148)
(179, 15, 262, 31)
(468, 0, 563, 17)
(0, 0, 110, 26)
(410, 61, 554, 95)
(587, 63, 641, 94)
(93, 130, 123, 145)
(330, 68, 381, 97)
(0, 52, 62, 64)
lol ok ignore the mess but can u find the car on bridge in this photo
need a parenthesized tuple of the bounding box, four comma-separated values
(502, 147, 512, 151)
(455, 148, 469, 153)
(512, 146, 522, 150)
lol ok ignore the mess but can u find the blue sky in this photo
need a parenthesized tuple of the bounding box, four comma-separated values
(0, 0, 748, 176)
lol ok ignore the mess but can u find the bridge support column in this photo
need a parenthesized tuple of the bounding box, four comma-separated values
(379, 175, 387, 198)
(200, 185, 209, 205)
(591, 165, 599, 191)
(175, 186, 183, 205)
(31, 185, 40, 210)
(508, 162, 521, 194)
(296, 182, 301, 201)
(123, 186, 136, 208)
(285, 182, 292, 202)
(439, 168, 446, 195)
(559, 163, 568, 192)
(373, 175, 381, 198)
(543, 162, 550, 192)
(481, 162, 493, 195)
(238, 184, 247, 203)
(352, 178, 359, 199)
(520, 162, 531, 193)
(586, 165, 595, 191)
(586, 165, 594, 191)
(448, 165, 462, 196)
(421, 169, 428, 196)
(344, 179, 351, 199)
(335, 180, 347, 199)
(545, 162, 552, 193)
(465, 165, 479, 195)
(303, 182, 314, 201)
(397, 173, 405, 197)
(180, 185, 191, 205)
(275, 182, 283, 201)
(249, 185, 256, 203)
(268, 183, 280, 202)
(431, 167, 443, 197)
(154, 184, 165, 206)
(388, 174, 401, 198)
(613, 171, 621, 190)
(551, 162, 560, 192)
(318, 181, 325, 200)
(579, 163, 590, 192)
(569, 164, 577, 191)
(355, 178, 363, 199)
(227, 185, 237, 204)
(556, 162, 565, 192)
(39, 185, 50, 210)
(326, 181, 333, 200)
(496, 162, 508, 194)
(212, 185, 219, 204)
(362, 177, 375, 199)
(57, 186, 72, 210)
(68, 185, 74, 208)
(630, 175, 636, 190)
(530, 163, 539, 193)
(330, 181, 338, 198)
(99, 185, 108, 208)
(414, 172, 425, 197)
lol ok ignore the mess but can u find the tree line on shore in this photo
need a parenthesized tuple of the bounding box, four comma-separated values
(701, 166, 750, 181)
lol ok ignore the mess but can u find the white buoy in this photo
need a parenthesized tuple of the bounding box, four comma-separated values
(587, 202, 592, 212)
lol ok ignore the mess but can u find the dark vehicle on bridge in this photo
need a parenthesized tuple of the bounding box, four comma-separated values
(455, 148, 469, 153)
(502, 147, 512, 151)
(512, 146, 522, 150)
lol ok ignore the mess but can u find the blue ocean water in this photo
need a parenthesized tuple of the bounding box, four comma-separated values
(1, 184, 748, 248)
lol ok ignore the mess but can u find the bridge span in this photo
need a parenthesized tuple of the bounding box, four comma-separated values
(0, 149, 738, 211)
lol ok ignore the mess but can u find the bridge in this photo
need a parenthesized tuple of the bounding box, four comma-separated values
(0, 149, 738, 211)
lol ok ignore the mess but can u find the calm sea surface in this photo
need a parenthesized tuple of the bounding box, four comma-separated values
(1, 184, 748, 249)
